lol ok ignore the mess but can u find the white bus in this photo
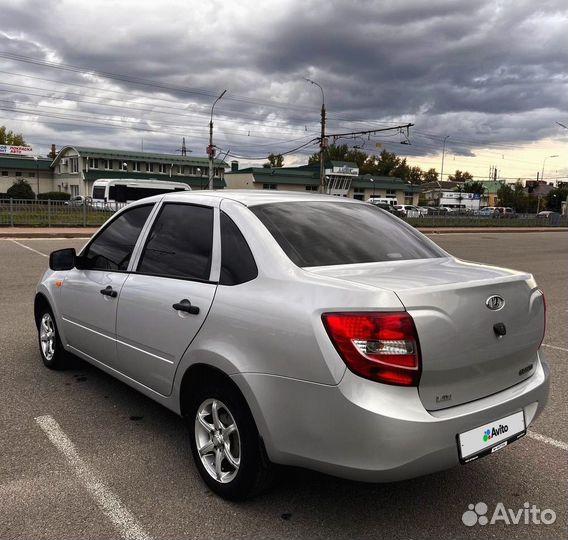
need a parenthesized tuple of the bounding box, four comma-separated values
(91, 178, 191, 209)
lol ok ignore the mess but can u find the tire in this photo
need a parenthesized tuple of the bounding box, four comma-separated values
(187, 377, 273, 500)
(37, 307, 67, 370)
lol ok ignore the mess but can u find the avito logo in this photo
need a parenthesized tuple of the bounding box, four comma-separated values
(483, 424, 509, 442)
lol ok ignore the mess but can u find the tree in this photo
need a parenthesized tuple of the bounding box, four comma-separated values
(462, 181, 485, 194)
(263, 153, 284, 168)
(448, 170, 473, 182)
(422, 168, 439, 183)
(496, 183, 514, 207)
(0, 125, 26, 145)
(307, 144, 368, 170)
(7, 179, 35, 199)
(546, 186, 568, 211)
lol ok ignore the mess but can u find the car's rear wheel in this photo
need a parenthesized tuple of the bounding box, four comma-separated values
(38, 309, 67, 370)
(187, 378, 272, 500)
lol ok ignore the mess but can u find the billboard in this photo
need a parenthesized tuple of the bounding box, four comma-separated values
(0, 145, 34, 155)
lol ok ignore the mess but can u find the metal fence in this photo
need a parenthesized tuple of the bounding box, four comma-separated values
(0, 199, 567, 228)
(0, 199, 115, 227)
(405, 212, 568, 228)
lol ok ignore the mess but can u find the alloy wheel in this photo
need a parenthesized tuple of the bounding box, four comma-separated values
(194, 398, 241, 483)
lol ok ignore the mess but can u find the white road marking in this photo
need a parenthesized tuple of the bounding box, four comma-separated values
(35, 415, 152, 540)
(9, 239, 48, 258)
(542, 343, 568, 352)
(527, 431, 568, 451)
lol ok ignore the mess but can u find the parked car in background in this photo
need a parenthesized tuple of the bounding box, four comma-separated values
(497, 207, 517, 218)
(536, 211, 558, 219)
(479, 207, 500, 218)
(394, 205, 421, 217)
(371, 202, 400, 215)
(416, 206, 430, 216)
(65, 195, 88, 207)
(367, 197, 396, 206)
(426, 206, 449, 215)
(36, 191, 549, 500)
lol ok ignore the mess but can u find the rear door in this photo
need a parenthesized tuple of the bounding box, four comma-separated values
(59, 204, 154, 365)
(114, 202, 218, 395)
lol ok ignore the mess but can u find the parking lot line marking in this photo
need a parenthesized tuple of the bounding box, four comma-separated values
(35, 415, 152, 540)
(542, 343, 568, 352)
(9, 239, 48, 258)
(527, 431, 568, 451)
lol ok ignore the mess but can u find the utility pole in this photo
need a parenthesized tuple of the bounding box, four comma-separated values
(305, 78, 326, 193)
(208, 90, 227, 190)
(181, 137, 187, 156)
(440, 135, 449, 183)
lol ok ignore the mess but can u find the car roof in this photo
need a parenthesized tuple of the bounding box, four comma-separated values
(159, 189, 365, 207)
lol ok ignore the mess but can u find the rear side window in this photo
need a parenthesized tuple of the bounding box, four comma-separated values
(137, 203, 213, 281)
(250, 201, 444, 267)
(81, 204, 153, 271)
(220, 212, 258, 285)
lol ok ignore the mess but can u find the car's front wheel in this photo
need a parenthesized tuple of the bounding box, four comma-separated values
(188, 378, 272, 500)
(37, 308, 67, 370)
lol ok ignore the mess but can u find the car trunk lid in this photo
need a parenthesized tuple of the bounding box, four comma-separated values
(308, 257, 545, 410)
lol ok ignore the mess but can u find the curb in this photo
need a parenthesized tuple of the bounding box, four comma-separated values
(419, 228, 568, 234)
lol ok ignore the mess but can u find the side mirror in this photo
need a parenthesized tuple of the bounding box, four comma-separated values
(49, 248, 76, 271)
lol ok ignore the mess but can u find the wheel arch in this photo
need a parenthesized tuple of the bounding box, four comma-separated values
(34, 292, 52, 328)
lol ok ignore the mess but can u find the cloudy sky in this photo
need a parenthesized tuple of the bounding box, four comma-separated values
(1, 0, 567, 181)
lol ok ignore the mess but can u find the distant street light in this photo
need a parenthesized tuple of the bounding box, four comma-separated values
(33, 155, 39, 199)
(440, 135, 450, 183)
(541, 155, 559, 184)
(370, 178, 375, 198)
(208, 89, 227, 190)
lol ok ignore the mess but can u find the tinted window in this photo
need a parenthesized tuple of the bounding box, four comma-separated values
(81, 205, 152, 270)
(220, 212, 258, 285)
(250, 202, 444, 267)
(138, 204, 213, 280)
(92, 186, 106, 199)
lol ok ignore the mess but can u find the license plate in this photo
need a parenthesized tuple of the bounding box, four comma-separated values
(458, 411, 526, 463)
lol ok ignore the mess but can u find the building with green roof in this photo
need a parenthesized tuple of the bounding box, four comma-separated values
(0, 155, 53, 195)
(51, 145, 227, 197)
(225, 161, 420, 204)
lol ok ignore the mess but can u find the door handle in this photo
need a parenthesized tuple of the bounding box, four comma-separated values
(100, 286, 118, 298)
(172, 299, 200, 315)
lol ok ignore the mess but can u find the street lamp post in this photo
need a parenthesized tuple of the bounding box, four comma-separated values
(33, 156, 39, 199)
(370, 178, 375, 198)
(440, 135, 450, 183)
(208, 90, 227, 190)
(305, 78, 326, 193)
(541, 154, 559, 184)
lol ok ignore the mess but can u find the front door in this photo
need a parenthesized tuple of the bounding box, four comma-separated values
(115, 203, 217, 395)
(59, 204, 154, 366)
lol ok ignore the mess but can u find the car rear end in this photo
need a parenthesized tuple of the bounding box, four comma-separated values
(242, 198, 550, 481)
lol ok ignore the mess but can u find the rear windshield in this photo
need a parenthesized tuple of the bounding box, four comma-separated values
(250, 201, 444, 267)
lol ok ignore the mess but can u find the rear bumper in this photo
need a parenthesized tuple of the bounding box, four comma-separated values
(234, 353, 550, 482)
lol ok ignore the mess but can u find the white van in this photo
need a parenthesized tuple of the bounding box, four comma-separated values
(91, 178, 191, 210)
(367, 197, 397, 206)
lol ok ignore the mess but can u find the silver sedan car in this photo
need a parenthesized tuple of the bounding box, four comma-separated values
(36, 191, 549, 500)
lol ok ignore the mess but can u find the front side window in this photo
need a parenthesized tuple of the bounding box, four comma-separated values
(250, 201, 444, 267)
(137, 204, 213, 281)
(80, 205, 153, 271)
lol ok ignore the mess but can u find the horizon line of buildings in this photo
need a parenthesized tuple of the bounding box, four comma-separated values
(0, 144, 564, 209)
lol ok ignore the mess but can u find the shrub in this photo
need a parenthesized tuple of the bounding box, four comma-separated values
(7, 178, 35, 199)
(37, 191, 71, 201)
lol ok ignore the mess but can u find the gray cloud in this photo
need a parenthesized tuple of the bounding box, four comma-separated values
(0, 0, 566, 172)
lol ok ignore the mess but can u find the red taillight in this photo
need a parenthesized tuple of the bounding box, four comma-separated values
(322, 312, 421, 386)
(538, 289, 546, 349)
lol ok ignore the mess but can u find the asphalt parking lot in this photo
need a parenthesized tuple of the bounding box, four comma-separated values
(0, 232, 566, 539)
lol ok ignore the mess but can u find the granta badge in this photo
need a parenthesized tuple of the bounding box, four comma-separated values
(486, 295, 505, 311)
